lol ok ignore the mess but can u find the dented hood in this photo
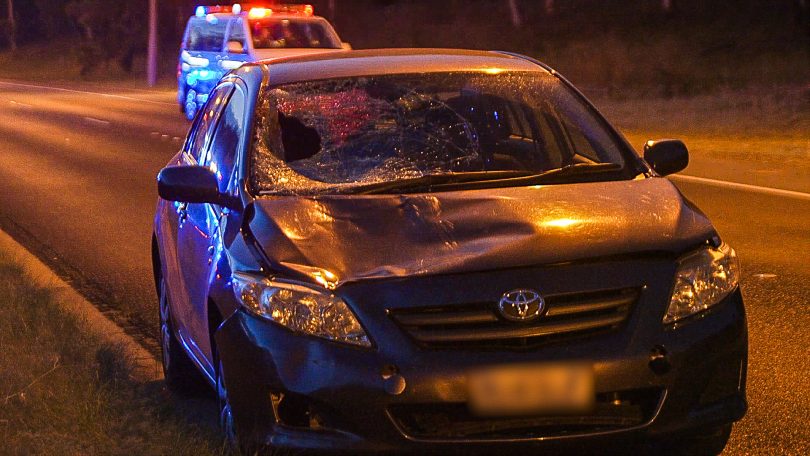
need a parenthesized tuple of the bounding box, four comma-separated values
(247, 178, 714, 287)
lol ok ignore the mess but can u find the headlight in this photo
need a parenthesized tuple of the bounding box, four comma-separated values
(664, 242, 740, 325)
(231, 272, 371, 347)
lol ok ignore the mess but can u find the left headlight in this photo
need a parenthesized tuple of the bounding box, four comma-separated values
(664, 242, 740, 325)
(231, 272, 371, 347)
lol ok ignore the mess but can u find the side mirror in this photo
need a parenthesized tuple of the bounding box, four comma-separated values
(226, 40, 245, 54)
(157, 165, 240, 209)
(341, 42, 352, 50)
(643, 139, 689, 176)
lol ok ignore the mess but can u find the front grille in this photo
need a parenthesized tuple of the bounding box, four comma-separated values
(389, 288, 639, 349)
(388, 388, 663, 441)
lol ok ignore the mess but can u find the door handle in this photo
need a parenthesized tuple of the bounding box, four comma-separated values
(176, 202, 188, 223)
(207, 245, 215, 264)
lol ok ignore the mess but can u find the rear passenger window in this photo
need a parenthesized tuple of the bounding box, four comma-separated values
(185, 17, 228, 52)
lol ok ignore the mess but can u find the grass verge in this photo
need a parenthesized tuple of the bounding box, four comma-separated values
(0, 258, 221, 455)
(2, 41, 177, 89)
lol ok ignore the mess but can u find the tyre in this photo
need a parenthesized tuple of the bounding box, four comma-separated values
(179, 84, 189, 113)
(217, 356, 242, 454)
(158, 276, 209, 396)
(184, 88, 199, 121)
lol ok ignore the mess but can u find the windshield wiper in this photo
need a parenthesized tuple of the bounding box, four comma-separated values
(341, 164, 622, 195)
(349, 170, 537, 195)
(529, 162, 624, 182)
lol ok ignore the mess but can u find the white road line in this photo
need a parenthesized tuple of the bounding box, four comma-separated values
(672, 174, 810, 201)
(83, 116, 111, 126)
(0, 80, 176, 106)
(9, 100, 33, 108)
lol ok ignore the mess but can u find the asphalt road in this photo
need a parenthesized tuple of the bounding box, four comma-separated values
(0, 80, 807, 454)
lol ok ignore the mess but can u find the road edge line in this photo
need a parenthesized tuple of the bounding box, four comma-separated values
(0, 79, 176, 106)
(672, 174, 810, 201)
(0, 228, 163, 383)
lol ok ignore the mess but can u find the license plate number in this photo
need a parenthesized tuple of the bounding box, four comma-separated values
(467, 363, 594, 416)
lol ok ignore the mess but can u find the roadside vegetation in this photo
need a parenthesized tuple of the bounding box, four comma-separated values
(0, 40, 177, 85)
(335, 0, 809, 97)
(0, 258, 221, 455)
(594, 87, 810, 160)
(1, 0, 807, 95)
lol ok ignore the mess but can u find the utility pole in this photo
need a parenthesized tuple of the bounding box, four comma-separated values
(544, 0, 554, 16)
(147, 0, 158, 86)
(507, 0, 522, 28)
(6, 0, 16, 51)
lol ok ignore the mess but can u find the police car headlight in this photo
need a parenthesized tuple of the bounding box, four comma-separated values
(664, 243, 740, 325)
(220, 60, 245, 70)
(232, 272, 371, 347)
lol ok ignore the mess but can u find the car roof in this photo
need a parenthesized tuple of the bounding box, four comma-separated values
(237, 49, 549, 86)
(196, 13, 328, 20)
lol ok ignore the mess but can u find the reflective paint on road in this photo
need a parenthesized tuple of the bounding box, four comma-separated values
(0, 80, 176, 106)
(83, 116, 111, 127)
(672, 174, 810, 201)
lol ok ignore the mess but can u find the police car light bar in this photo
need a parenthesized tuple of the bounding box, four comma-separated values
(196, 3, 314, 18)
(248, 7, 272, 18)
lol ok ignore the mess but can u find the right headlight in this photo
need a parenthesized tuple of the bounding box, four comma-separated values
(231, 272, 371, 347)
(664, 242, 740, 325)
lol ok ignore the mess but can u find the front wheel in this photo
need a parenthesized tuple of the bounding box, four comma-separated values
(184, 88, 199, 121)
(217, 357, 241, 454)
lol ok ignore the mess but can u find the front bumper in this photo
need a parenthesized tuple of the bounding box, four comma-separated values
(215, 282, 747, 454)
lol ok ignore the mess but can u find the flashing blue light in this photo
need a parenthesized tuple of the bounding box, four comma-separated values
(195, 6, 206, 17)
(233, 4, 242, 14)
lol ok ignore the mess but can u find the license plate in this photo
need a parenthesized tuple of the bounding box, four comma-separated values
(467, 363, 594, 416)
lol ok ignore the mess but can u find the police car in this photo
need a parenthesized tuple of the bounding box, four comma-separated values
(178, 3, 349, 120)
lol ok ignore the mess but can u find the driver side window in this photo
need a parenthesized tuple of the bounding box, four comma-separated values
(188, 84, 234, 163)
(204, 86, 246, 193)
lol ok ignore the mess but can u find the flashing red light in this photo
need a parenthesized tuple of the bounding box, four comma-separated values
(249, 7, 272, 18)
(304, 4, 314, 16)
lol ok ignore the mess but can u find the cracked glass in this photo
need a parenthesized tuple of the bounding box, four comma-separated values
(251, 71, 630, 195)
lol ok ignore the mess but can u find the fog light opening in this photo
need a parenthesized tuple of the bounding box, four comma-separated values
(271, 392, 323, 429)
(648, 345, 671, 375)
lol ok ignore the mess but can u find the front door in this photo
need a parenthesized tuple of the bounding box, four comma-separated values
(174, 83, 235, 374)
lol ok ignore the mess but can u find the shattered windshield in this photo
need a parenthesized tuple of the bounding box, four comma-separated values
(251, 71, 632, 195)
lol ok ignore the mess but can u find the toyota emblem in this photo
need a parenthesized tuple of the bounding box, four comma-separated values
(497, 289, 545, 322)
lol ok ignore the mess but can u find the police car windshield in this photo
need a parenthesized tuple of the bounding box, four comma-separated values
(252, 71, 634, 195)
(250, 18, 340, 49)
(186, 17, 229, 52)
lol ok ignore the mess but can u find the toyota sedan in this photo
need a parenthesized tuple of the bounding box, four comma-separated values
(152, 49, 747, 455)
